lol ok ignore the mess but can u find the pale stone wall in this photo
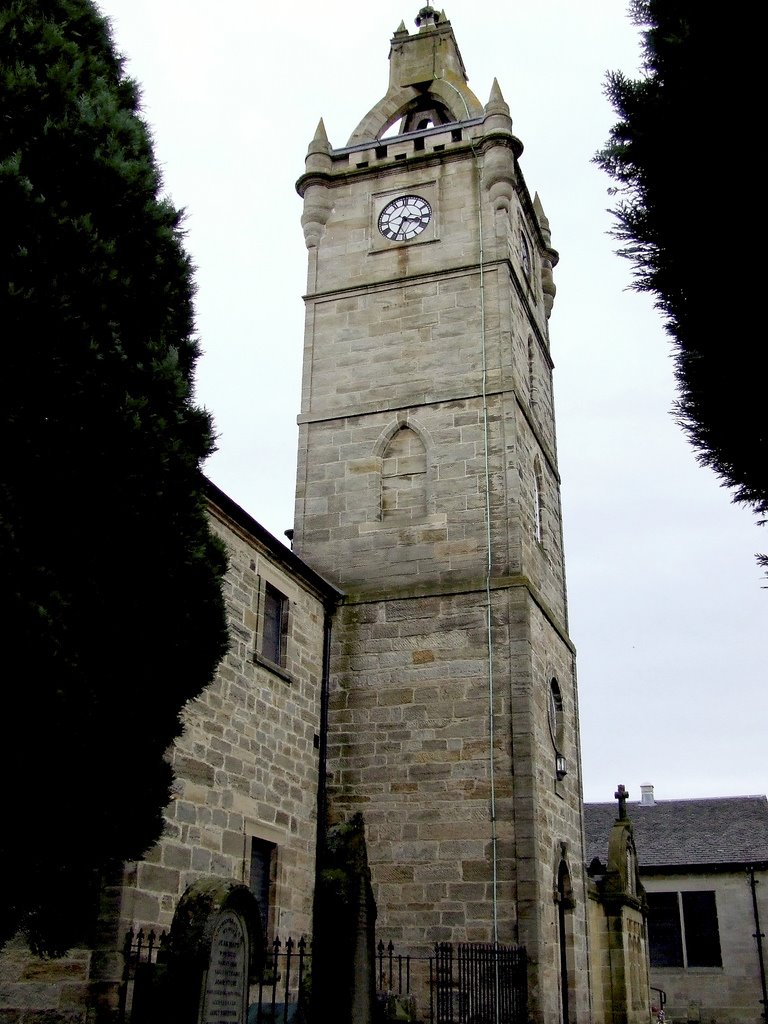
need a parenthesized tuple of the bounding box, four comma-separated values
(588, 888, 609, 1024)
(512, 597, 589, 1022)
(118, 501, 330, 943)
(645, 870, 768, 1024)
(326, 584, 591, 1022)
(328, 589, 516, 947)
(295, 26, 588, 1020)
(588, 891, 651, 1024)
(294, 323, 565, 618)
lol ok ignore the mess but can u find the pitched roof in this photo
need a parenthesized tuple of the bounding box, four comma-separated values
(583, 795, 768, 870)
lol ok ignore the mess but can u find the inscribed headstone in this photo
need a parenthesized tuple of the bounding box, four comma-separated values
(200, 909, 249, 1024)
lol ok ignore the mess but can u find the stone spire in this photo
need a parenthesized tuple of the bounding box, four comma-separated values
(485, 77, 510, 118)
(299, 119, 333, 249)
(306, 119, 330, 164)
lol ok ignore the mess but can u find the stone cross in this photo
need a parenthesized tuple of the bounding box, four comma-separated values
(615, 784, 629, 820)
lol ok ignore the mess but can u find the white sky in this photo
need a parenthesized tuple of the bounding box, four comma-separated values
(96, 0, 766, 805)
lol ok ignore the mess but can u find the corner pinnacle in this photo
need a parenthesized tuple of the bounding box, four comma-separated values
(308, 117, 331, 156)
(485, 78, 510, 116)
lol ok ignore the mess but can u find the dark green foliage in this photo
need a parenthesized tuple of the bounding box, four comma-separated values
(596, 2, 767, 536)
(0, 0, 229, 953)
(312, 814, 377, 1023)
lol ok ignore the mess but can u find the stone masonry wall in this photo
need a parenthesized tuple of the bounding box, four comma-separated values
(118, 506, 327, 942)
(508, 593, 589, 1024)
(327, 589, 516, 949)
(645, 869, 768, 1024)
(296, 87, 587, 1023)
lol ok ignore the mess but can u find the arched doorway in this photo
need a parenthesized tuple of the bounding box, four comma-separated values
(557, 859, 574, 1024)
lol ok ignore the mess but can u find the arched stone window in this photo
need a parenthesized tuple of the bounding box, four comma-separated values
(381, 425, 427, 520)
(557, 859, 575, 1024)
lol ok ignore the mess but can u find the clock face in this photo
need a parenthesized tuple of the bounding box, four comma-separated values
(378, 195, 432, 242)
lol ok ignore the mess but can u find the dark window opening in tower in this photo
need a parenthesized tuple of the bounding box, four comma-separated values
(549, 678, 564, 751)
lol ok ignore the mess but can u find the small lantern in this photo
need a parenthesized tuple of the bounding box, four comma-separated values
(556, 755, 567, 781)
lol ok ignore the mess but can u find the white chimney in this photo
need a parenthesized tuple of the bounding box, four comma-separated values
(640, 783, 655, 806)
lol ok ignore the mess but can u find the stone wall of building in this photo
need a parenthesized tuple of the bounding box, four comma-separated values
(645, 869, 768, 1024)
(294, 16, 589, 1021)
(328, 588, 515, 947)
(324, 579, 590, 1018)
(118, 498, 331, 942)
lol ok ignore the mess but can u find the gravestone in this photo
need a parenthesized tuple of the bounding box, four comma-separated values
(165, 878, 263, 1024)
(200, 909, 249, 1024)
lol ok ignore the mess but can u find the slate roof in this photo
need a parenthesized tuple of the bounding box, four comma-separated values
(583, 795, 768, 870)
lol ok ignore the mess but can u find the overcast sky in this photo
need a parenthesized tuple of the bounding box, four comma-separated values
(96, 0, 765, 806)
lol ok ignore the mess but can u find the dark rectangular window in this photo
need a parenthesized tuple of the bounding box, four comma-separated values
(249, 837, 276, 938)
(682, 891, 722, 967)
(647, 892, 684, 967)
(647, 890, 722, 969)
(262, 583, 288, 666)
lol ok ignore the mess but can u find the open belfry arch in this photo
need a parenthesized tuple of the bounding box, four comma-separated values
(294, 7, 590, 1021)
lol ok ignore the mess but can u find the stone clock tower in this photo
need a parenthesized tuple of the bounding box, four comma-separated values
(295, 8, 590, 1021)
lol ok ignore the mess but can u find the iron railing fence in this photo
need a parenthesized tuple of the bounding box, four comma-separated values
(376, 940, 528, 1024)
(119, 929, 526, 1024)
(119, 930, 309, 1024)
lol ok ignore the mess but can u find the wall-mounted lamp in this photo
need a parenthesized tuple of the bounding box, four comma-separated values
(556, 755, 567, 781)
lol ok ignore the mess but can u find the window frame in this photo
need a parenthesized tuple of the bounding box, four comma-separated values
(255, 579, 291, 680)
(249, 836, 278, 941)
(647, 889, 722, 970)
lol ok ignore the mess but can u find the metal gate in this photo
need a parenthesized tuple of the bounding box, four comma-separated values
(431, 943, 528, 1024)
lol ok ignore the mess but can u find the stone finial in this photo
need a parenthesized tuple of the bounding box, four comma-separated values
(307, 118, 331, 158)
(299, 119, 334, 248)
(303, 118, 332, 179)
(615, 784, 630, 820)
(393, 19, 409, 37)
(485, 78, 510, 118)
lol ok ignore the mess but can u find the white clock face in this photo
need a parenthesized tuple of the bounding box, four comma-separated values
(378, 195, 432, 242)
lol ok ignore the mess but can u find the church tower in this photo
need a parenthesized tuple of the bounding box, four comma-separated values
(294, 8, 590, 1021)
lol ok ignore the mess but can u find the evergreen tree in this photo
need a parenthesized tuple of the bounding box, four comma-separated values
(0, 0, 229, 953)
(596, 1, 767, 554)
